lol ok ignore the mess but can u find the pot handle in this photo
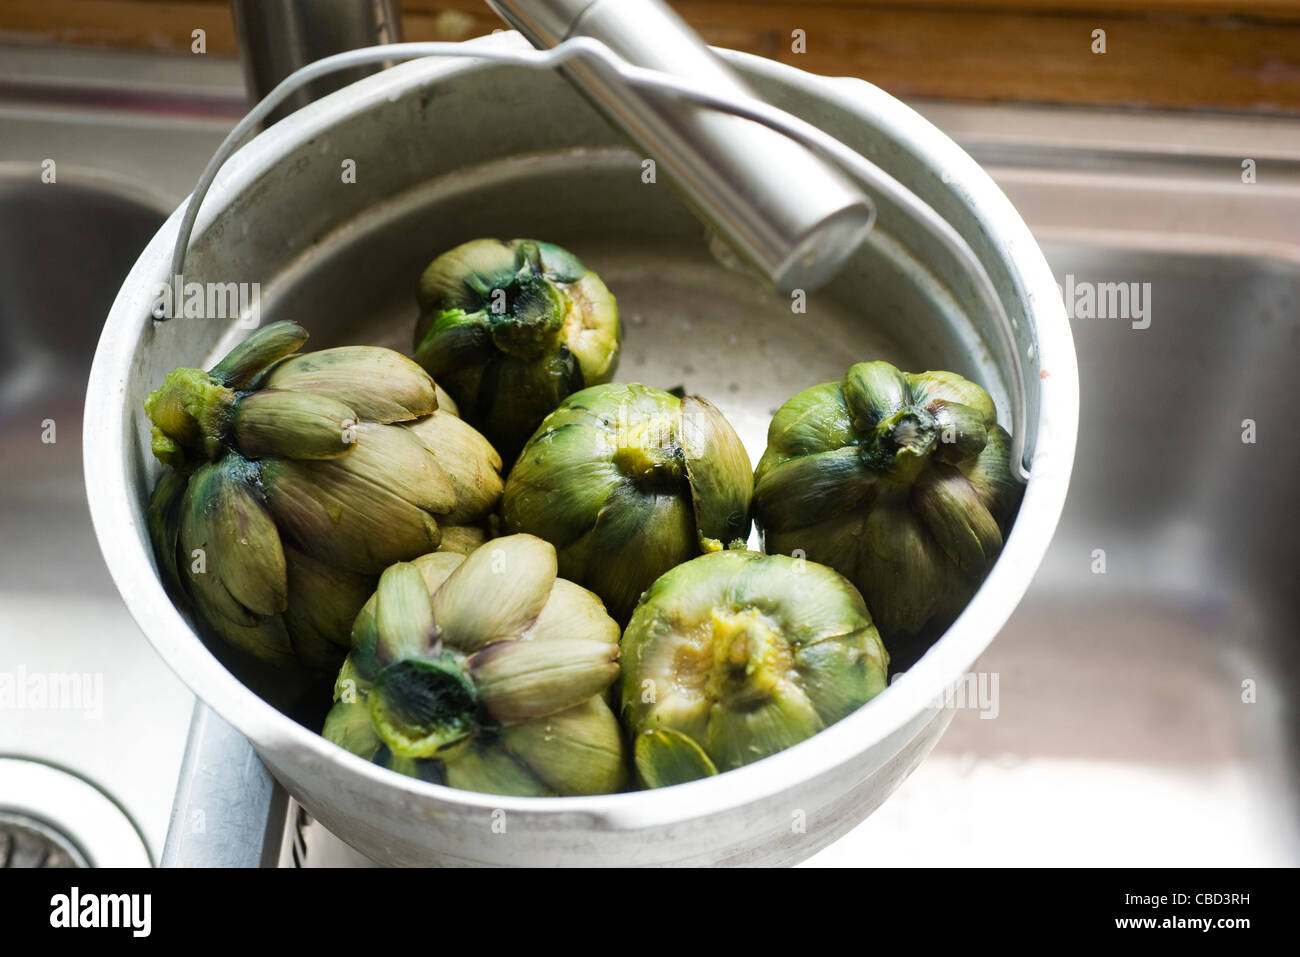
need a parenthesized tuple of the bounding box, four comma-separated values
(161, 701, 287, 868)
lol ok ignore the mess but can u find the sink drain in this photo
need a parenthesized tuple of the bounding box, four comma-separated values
(0, 812, 87, 868)
(0, 758, 151, 867)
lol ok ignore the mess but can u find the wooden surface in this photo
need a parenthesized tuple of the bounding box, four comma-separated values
(1, 0, 1299, 113)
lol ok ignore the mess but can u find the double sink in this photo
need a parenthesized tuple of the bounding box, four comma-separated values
(0, 43, 1294, 866)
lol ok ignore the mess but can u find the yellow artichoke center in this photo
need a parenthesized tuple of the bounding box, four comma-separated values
(703, 607, 791, 710)
(611, 415, 685, 485)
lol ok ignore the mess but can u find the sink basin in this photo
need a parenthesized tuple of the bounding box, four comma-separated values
(0, 42, 241, 862)
(0, 172, 199, 863)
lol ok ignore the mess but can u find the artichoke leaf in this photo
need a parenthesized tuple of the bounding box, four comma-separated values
(764, 512, 868, 594)
(559, 272, 620, 385)
(145, 468, 188, 595)
(412, 309, 495, 382)
(404, 410, 504, 524)
(500, 697, 627, 795)
(793, 629, 890, 726)
(432, 524, 489, 556)
(475, 349, 583, 462)
(322, 699, 382, 761)
(633, 728, 718, 789)
(263, 347, 438, 424)
(855, 504, 946, 636)
(906, 369, 997, 424)
(727, 551, 874, 647)
(179, 458, 287, 623)
(704, 681, 824, 773)
(410, 550, 466, 594)
(926, 399, 990, 465)
(530, 240, 586, 282)
(502, 418, 621, 550)
(416, 238, 518, 314)
(914, 463, 1003, 576)
(283, 545, 376, 650)
(187, 583, 295, 666)
(373, 563, 440, 665)
(260, 424, 449, 574)
(283, 616, 348, 674)
(680, 395, 753, 547)
(523, 578, 620, 646)
(428, 534, 557, 652)
(585, 485, 696, 623)
(843, 360, 912, 429)
(760, 380, 855, 469)
(231, 389, 358, 461)
(208, 320, 309, 389)
(961, 425, 1023, 526)
(752, 446, 873, 533)
(468, 636, 619, 725)
(442, 739, 552, 797)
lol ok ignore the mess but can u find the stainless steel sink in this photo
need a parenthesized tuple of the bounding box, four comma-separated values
(0, 172, 197, 864)
(0, 44, 240, 864)
(2, 44, 1295, 866)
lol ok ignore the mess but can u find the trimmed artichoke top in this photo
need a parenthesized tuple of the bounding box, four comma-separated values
(753, 360, 1023, 642)
(621, 549, 889, 788)
(413, 239, 620, 464)
(501, 382, 753, 623)
(323, 535, 627, 797)
(143, 320, 504, 670)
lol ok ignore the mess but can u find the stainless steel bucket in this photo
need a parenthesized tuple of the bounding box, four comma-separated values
(84, 32, 1078, 866)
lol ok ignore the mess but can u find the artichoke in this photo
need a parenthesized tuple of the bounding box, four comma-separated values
(412, 238, 621, 464)
(143, 320, 504, 670)
(753, 360, 1023, 642)
(322, 534, 627, 796)
(620, 549, 889, 787)
(501, 382, 753, 623)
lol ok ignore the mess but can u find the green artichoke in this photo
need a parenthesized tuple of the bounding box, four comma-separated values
(143, 320, 504, 670)
(412, 238, 621, 464)
(322, 534, 627, 797)
(501, 382, 753, 623)
(620, 549, 889, 787)
(753, 360, 1023, 642)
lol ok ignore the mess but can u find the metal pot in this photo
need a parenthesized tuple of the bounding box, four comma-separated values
(84, 32, 1077, 866)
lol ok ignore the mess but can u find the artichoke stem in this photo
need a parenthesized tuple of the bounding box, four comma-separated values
(859, 405, 937, 483)
(485, 271, 565, 361)
(369, 656, 478, 758)
(143, 367, 236, 463)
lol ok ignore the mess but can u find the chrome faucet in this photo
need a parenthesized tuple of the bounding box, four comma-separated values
(231, 0, 403, 125)
(488, 0, 874, 293)
(231, 0, 873, 293)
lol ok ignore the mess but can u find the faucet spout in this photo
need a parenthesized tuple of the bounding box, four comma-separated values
(231, 0, 403, 124)
(488, 0, 875, 293)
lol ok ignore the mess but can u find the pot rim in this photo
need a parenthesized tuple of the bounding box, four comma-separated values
(84, 34, 1078, 829)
